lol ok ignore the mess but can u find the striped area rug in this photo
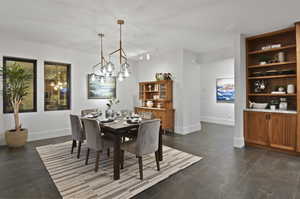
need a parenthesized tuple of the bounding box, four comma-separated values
(36, 141, 202, 199)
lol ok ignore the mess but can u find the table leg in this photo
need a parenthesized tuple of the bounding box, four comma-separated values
(113, 134, 121, 180)
(159, 126, 163, 161)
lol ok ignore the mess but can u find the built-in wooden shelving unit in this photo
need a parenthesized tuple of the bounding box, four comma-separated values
(244, 23, 300, 154)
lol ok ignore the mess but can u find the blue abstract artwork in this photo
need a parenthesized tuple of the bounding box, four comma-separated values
(216, 78, 235, 103)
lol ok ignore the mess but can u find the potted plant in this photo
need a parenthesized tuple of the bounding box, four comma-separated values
(1, 63, 32, 147)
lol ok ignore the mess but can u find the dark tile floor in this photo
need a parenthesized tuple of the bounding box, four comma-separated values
(1, 122, 300, 199)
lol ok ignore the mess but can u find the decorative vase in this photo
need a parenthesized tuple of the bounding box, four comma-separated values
(146, 101, 154, 108)
(287, 84, 295, 94)
(5, 129, 28, 148)
(155, 73, 164, 81)
(105, 108, 114, 118)
(278, 51, 285, 62)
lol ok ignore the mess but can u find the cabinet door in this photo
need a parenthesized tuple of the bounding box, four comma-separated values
(244, 111, 269, 146)
(269, 113, 296, 151)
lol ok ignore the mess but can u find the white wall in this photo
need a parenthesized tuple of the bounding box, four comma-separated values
(233, 34, 246, 148)
(182, 49, 201, 133)
(199, 58, 235, 126)
(0, 37, 137, 145)
(134, 48, 201, 134)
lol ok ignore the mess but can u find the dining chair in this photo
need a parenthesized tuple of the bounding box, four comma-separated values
(120, 119, 161, 180)
(69, 114, 85, 159)
(81, 108, 98, 117)
(81, 118, 114, 172)
(123, 111, 154, 142)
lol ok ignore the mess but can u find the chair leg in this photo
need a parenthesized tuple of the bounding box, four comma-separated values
(77, 141, 82, 159)
(71, 140, 76, 154)
(95, 151, 100, 172)
(155, 151, 160, 171)
(138, 156, 143, 180)
(120, 150, 124, 169)
(85, 148, 90, 165)
(107, 148, 110, 158)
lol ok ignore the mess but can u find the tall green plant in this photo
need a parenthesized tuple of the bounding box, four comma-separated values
(1, 63, 32, 132)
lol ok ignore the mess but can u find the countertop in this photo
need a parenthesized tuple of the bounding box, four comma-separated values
(244, 108, 297, 114)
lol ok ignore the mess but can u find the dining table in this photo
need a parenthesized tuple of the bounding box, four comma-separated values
(97, 118, 163, 180)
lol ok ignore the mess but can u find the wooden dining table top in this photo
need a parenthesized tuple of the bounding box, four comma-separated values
(82, 116, 140, 133)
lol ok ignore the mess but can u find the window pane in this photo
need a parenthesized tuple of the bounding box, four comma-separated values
(44, 62, 70, 111)
(3, 57, 37, 113)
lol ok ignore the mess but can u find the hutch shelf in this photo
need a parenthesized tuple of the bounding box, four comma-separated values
(244, 22, 300, 154)
(135, 80, 175, 132)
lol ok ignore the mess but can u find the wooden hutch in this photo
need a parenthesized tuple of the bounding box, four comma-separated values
(135, 80, 175, 132)
(244, 22, 300, 154)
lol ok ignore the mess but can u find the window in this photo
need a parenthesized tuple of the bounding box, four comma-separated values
(3, 57, 37, 113)
(44, 62, 71, 111)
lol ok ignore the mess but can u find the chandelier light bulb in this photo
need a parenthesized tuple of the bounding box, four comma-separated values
(117, 72, 124, 82)
(124, 68, 130, 77)
(100, 76, 105, 83)
(91, 74, 96, 82)
(107, 61, 114, 72)
(146, 53, 151, 60)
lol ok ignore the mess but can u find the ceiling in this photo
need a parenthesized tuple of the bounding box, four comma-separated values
(1, 0, 300, 57)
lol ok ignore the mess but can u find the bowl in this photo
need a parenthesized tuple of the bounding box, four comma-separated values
(252, 103, 268, 109)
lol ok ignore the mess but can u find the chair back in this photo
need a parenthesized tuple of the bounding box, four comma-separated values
(136, 119, 160, 156)
(140, 112, 154, 120)
(81, 109, 97, 117)
(70, 114, 85, 141)
(81, 118, 103, 151)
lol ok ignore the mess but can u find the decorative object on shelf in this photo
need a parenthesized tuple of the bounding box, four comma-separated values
(157, 103, 162, 108)
(278, 86, 285, 92)
(249, 101, 268, 109)
(146, 100, 154, 108)
(254, 80, 266, 93)
(258, 54, 272, 65)
(287, 84, 295, 94)
(106, 98, 120, 118)
(88, 74, 116, 99)
(90, 19, 131, 83)
(270, 105, 276, 110)
(216, 78, 235, 103)
(270, 99, 279, 110)
(148, 84, 152, 91)
(1, 64, 32, 147)
(155, 73, 164, 81)
(278, 51, 285, 62)
(279, 98, 288, 110)
(261, 44, 282, 50)
(155, 73, 173, 81)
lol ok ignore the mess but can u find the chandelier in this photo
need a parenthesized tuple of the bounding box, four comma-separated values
(91, 19, 130, 82)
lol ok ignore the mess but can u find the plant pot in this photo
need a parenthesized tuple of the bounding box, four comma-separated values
(5, 129, 28, 148)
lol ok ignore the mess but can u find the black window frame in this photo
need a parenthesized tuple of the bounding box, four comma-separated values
(3, 56, 37, 114)
(44, 61, 71, 111)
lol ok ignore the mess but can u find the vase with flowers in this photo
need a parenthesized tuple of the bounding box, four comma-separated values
(106, 98, 120, 118)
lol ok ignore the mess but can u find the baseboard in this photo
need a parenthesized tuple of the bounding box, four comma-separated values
(0, 128, 71, 146)
(200, 116, 234, 126)
(234, 136, 245, 148)
(175, 123, 202, 135)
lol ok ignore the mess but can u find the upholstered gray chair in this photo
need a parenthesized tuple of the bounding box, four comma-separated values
(81, 109, 98, 117)
(123, 112, 155, 142)
(70, 114, 85, 159)
(81, 118, 114, 172)
(121, 119, 161, 180)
